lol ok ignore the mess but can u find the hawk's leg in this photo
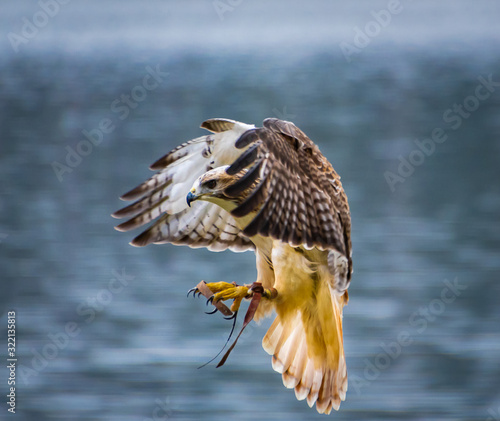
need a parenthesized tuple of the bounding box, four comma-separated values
(189, 281, 277, 313)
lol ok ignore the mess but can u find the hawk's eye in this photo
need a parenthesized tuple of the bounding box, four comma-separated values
(205, 179, 217, 189)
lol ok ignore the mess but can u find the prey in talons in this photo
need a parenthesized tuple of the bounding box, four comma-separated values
(190, 281, 277, 315)
(189, 280, 279, 369)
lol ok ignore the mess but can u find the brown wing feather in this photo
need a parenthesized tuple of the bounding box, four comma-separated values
(225, 118, 352, 262)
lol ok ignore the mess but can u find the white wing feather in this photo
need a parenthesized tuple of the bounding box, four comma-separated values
(113, 119, 255, 252)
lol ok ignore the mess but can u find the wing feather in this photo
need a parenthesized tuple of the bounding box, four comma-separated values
(224, 118, 352, 266)
(113, 118, 255, 253)
(131, 201, 252, 252)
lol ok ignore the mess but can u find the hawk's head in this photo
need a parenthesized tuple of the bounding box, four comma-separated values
(187, 166, 240, 209)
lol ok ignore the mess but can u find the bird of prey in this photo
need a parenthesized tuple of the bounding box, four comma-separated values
(112, 118, 352, 414)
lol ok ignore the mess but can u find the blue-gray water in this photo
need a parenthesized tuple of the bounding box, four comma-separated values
(1, 1, 500, 420)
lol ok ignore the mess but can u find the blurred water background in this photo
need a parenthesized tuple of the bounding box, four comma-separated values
(1, 1, 500, 420)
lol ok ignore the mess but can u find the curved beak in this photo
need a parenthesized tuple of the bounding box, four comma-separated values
(186, 190, 197, 207)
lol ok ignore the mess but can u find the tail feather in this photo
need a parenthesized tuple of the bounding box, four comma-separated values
(271, 321, 302, 374)
(282, 335, 306, 389)
(262, 317, 282, 355)
(306, 366, 323, 408)
(263, 293, 347, 414)
(294, 358, 315, 401)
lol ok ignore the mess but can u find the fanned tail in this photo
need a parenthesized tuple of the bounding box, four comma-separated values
(262, 292, 348, 414)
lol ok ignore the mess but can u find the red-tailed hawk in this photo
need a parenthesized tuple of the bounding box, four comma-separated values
(112, 118, 352, 414)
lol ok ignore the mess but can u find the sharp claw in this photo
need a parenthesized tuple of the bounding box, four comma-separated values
(206, 296, 214, 305)
(205, 308, 218, 315)
(224, 311, 237, 321)
(187, 288, 205, 298)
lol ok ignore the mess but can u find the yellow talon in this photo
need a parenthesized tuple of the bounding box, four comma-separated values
(192, 281, 278, 314)
(212, 285, 250, 302)
(203, 282, 251, 312)
(204, 281, 241, 294)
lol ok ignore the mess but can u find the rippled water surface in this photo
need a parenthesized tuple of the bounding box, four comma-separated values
(1, 1, 500, 420)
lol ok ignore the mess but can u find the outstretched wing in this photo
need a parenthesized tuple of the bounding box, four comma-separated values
(225, 118, 351, 260)
(112, 118, 255, 252)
